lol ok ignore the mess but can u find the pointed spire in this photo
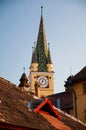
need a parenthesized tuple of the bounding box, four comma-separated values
(31, 42, 38, 63)
(47, 43, 52, 64)
(19, 68, 29, 88)
(30, 7, 53, 72)
(36, 6, 48, 72)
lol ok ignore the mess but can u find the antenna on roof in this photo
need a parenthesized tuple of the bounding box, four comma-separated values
(70, 66, 72, 76)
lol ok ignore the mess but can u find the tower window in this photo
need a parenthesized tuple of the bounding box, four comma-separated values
(83, 83, 86, 94)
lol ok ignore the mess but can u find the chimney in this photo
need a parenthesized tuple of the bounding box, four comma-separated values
(35, 81, 40, 97)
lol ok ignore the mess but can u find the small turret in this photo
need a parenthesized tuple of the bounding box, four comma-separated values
(46, 43, 54, 72)
(19, 68, 30, 92)
(30, 42, 38, 72)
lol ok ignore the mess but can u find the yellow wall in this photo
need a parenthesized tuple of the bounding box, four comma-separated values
(30, 63, 38, 72)
(46, 64, 54, 72)
(30, 71, 54, 97)
(73, 81, 86, 123)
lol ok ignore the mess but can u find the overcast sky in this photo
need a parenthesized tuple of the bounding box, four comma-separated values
(0, 0, 86, 93)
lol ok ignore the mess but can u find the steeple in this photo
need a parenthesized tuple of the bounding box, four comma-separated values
(31, 42, 37, 63)
(29, 7, 54, 96)
(19, 68, 29, 88)
(36, 6, 48, 72)
(30, 7, 53, 72)
(47, 43, 52, 64)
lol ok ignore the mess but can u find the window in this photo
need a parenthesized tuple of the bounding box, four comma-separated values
(83, 83, 86, 94)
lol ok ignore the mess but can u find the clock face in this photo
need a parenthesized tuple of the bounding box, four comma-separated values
(37, 76, 48, 88)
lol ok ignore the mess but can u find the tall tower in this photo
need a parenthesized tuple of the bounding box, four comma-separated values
(29, 7, 54, 97)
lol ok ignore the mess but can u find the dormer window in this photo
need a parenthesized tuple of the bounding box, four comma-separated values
(83, 83, 86, 94)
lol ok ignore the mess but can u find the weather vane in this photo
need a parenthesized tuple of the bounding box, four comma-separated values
(23, 67, 25, 73)
(41, 6, 43, 16)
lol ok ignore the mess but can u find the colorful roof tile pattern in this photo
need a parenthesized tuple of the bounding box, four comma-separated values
(47, 44, 52, 64)
(31, 7, 52, 72)
(31, 44, 38, 63)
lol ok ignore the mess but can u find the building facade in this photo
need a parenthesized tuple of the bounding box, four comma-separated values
(64, 66, 86, 123)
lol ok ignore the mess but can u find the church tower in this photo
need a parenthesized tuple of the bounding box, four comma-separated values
(29, 7, 54, 97)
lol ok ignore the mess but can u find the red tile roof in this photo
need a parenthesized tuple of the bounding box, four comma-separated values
(56, 108, 86, 130)
(41, 113, 71, 130)
(0, 77, 56, 130)
(0, 77, 86, 130)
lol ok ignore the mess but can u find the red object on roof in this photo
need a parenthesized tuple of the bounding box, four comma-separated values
(34, 98, 61, 119)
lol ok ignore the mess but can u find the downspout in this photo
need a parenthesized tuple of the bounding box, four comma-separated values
(69, 79, 77, 118)
(72, 88, 77, 118)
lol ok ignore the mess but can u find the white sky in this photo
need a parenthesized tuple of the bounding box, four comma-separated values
(0, 0, 86, 93)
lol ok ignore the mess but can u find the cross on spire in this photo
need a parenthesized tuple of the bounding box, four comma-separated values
(23, 67, 25, 73)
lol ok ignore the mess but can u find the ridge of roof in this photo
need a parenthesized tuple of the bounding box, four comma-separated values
(54, 107, 86, 127)
(0, 77, 16, 86)
(71, 66, 86, 83)
(47, 91, 72, 96)
(54, 107, 86, 130)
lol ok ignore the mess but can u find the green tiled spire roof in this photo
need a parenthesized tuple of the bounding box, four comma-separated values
(47, 43, 52, 64)
(31, 7, 52, 72)
(36, 7, 48, 72)
(31, 43, 38, 63)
